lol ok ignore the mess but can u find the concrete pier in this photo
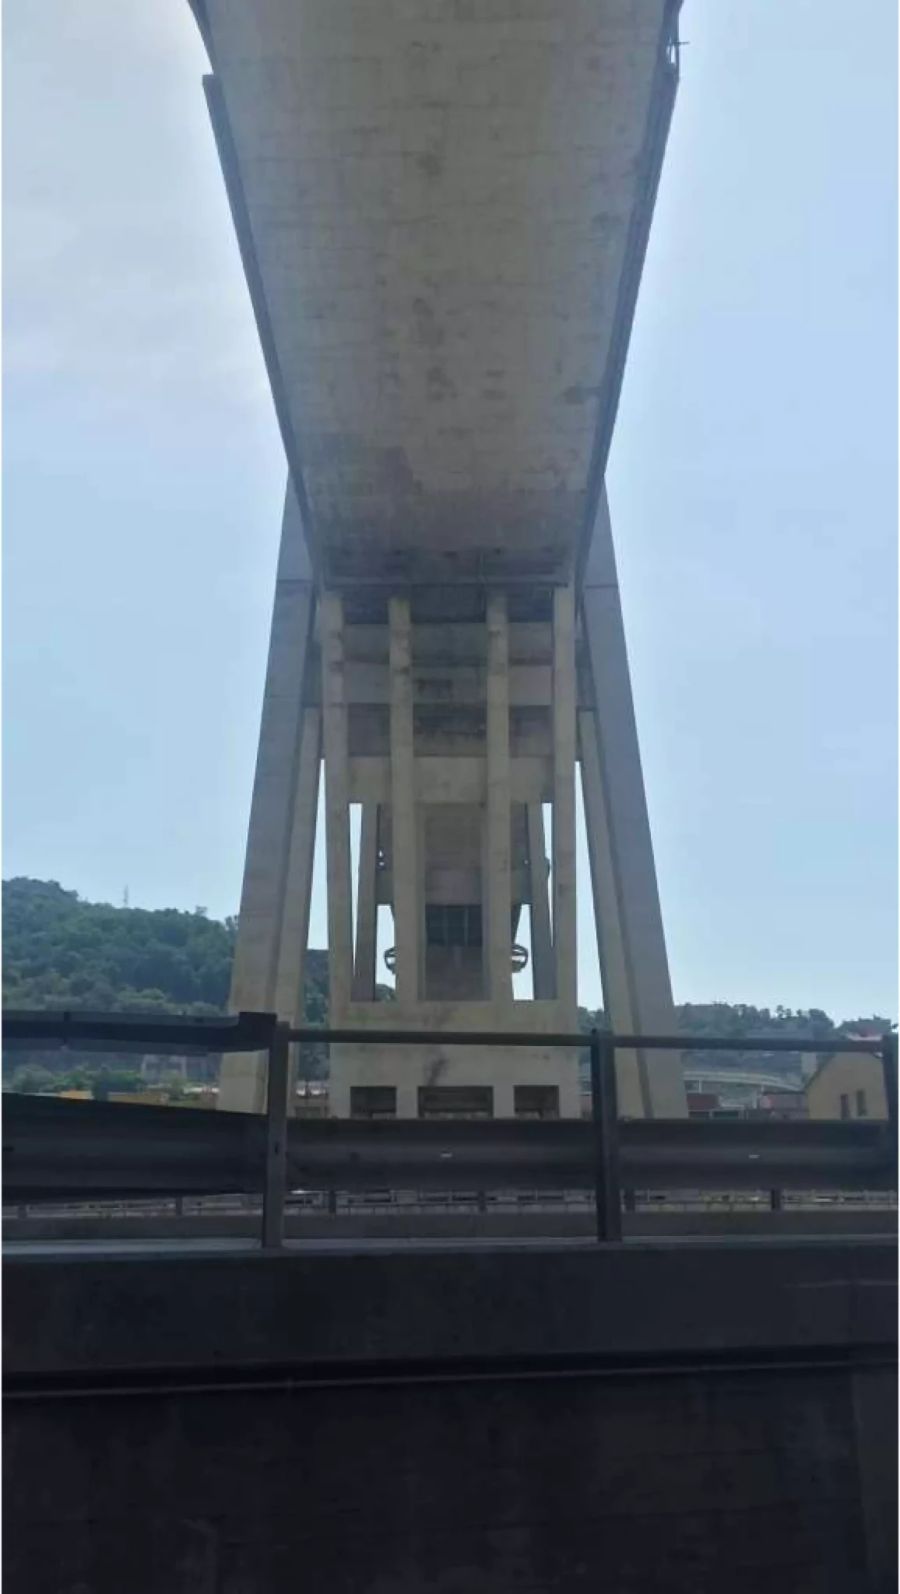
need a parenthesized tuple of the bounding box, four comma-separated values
(199, 0, 688, 1119)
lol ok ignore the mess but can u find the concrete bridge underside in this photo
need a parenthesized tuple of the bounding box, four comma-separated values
(188, 0, 686, 1119)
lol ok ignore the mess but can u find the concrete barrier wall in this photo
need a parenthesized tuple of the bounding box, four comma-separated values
(4, 1241, 896, 1593)
(5, 1361, 894, 1594)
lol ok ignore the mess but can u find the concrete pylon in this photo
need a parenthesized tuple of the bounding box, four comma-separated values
(218, 482, 319, 1113)
(195, 0, 688, 1119)
(221, 496, 685, 1120)
(323, 581, 583, 1122)
(578, 487, 685, 1117)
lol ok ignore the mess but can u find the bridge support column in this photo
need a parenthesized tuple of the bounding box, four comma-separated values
(552, 585, 578, 1014)
(200, 0, 687, 1125)
(525, 804, 554, 1001)
(352, 805, 379, 1002)
(485, 592, 512, 1011)
(389, 595, 421, 1007)
(328, 580, 582, 1121)
(219, 484, 318, 1114)
(321, 592, 354, 1022)
(578, 488, 685, 1118)
(222, 501, 684, 1122)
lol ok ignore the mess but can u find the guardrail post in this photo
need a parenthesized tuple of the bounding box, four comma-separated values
(589, 1030, 622, 1242)
(881, 1032, 897, 1132)
(262, 1021, 290, 1250)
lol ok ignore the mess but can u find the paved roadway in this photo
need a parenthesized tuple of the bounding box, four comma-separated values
(5, 1231, 892, 1259)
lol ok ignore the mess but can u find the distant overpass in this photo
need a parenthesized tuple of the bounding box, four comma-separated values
(684, 1067, 804, 1094)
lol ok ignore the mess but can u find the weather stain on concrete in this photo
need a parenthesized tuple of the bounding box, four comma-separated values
(561, 384, 600, 405)
(427, 364, 457, 400)
(411, 297, 446, 349)
(416, 152, 444, 181)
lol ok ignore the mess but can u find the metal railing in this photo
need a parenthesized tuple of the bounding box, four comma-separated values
(3, 1009, 896, 1249)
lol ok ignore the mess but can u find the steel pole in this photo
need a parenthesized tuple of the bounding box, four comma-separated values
(881, 1032, 898, 1133)
(261, 1022, 290, 1250)
(589, 1031, 622, 1242)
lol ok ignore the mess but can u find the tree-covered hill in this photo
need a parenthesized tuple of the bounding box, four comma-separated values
(2, 877, 891, 1087)
(2, 878, 328, 1082)
(580, 999, 891, 1079)
(3, 877, 236, 1015)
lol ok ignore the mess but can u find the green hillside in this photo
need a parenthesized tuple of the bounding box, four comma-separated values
(2, 877, 891, 1091)
(2, 877, 327, 1087)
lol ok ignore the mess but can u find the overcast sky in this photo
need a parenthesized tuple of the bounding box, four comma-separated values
(4, 0, 897, 1020)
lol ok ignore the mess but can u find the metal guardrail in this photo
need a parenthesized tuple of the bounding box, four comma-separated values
(1, 1009, 277, 1052)
(3, 1010, 896, 1248)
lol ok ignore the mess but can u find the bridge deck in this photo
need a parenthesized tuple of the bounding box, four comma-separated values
(200, 0, 679, 584)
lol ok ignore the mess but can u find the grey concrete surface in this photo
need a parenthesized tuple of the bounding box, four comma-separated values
(4, 1236, 896, 1593)
(201, 0, 676, 585)
(7, 1360, 895, 1594)
(5, 1237, 895, 1377)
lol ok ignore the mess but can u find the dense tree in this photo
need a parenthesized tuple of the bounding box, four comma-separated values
(3, 878, 233, 1013)
(577, 997, 892, 1079)
(2, 878, 333, 1081)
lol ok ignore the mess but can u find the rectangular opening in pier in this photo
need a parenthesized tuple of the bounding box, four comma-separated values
(514, 1085, 560, 1120)
(422, 805, 485, 1002)
(418, 1086, 493, 1120)
(349, 1086, 397, 1120)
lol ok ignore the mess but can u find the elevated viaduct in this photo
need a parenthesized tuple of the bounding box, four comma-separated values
(6, 7, 896, 1594)
(188, 0, 687, 1120)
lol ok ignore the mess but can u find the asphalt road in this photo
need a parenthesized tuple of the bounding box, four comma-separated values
(4, 1231, 892, 1259)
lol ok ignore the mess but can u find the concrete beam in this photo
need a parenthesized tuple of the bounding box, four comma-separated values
(344, 623, 553, 666)
(335, 662, 554, 708)
(347, 756, 552, 806)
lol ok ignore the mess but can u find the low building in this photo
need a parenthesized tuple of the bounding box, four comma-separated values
(805, 1052, 888, 1122)
(686, 1091, 720, 1119)
(756, 1090, 808, 1121)
(107, 1090, 171, 1107)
